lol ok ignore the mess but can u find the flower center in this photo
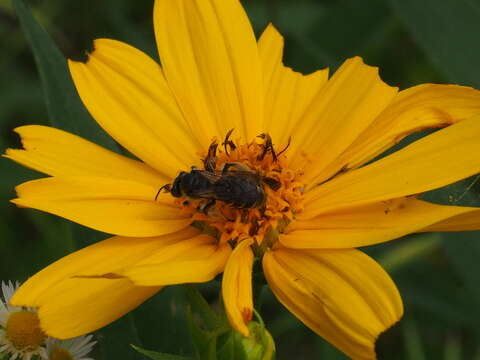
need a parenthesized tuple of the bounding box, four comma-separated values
(49, 346, 74, 360)
(5, 310, 46, 351)
(173, 131, 304, 250)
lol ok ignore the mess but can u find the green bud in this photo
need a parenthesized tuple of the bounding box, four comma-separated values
(231, 321, 276, 360)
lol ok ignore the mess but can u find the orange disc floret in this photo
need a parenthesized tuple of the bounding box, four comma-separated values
(176, 132, 304, 250)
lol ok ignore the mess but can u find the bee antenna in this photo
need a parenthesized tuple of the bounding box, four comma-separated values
(222, 128, 236, 156)
(155, 184, 171, 201)
(276, 136, 292, 159)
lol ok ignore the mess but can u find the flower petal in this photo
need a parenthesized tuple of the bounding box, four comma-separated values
(154, 0, 263, 141)
(13, 176, 191, 237)
(4, 125, 166, 186)
(40, 278, 160, 339)
(282, 198, 480, 249)
(263, 247, 402, 360)
(304, 114, 480, 218)
(329, 84, 480, 175)
(10, 227, 198, 308)
(222, 239, 254, 337)
(420, 207, 480, 232)
(287, 57, 398, 184)
(120, 236, 231, 286)
(68, 39, 200, 178)
(257, 24, 328, 150)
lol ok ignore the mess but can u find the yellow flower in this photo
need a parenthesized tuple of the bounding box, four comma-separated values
(5, 0, 480, 359)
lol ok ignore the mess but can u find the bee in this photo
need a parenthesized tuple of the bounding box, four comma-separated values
(156, 130, 286, 211)
(159, 163, 280, 210)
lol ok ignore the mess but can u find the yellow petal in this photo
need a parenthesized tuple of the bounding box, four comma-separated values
(39, 278, 159, 338)
(420, 207, 480, 232)
(331, 84, 480, 174)
(4, 125, 166, 186)
(13, 176, 191, 237)
(304, 115, 480, 217)
(154, 0, 263, 141)
(287, 57, 398, 184)
(263, 247, 403, 360)
(222, 239, 254, 337)
(10, 227, 198, 308)
(68, 39, 200, 179)
(121, 235, 231, 286)
(282, 198, 480, 249)
(257, 24, 328, 150)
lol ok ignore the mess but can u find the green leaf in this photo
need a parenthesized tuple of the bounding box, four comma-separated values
(217, 332, 235, 360)
(131, 345, 194, 360)
(304, 0, 391, 68)
(443, 232, 480, 306)
(186, 286, 222, 332)
(388, 0, 480, 87)
(403, 317, 427, 360)
(12, 0, 117, 150)
(444, 337, 462, 360)
(186, 304, 218, 360)
(134, 287, 193, 356)
(378, 233, 442, 273)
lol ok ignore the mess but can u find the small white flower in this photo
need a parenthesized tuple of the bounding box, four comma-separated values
(46, 335, 96, 360)
(0, 281, 47, 360)
(0, 281, 21, 327)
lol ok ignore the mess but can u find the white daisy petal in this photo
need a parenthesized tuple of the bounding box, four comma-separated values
(46, 334, 96, 360)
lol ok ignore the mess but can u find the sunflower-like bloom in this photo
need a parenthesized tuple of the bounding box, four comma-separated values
(5, 0, 480, 359)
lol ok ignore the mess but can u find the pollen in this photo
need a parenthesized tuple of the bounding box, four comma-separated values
(5, 310, 46, 351)
(179, 132, 304, 250)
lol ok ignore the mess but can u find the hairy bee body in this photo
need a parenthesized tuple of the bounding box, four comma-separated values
(170, 170, 212, 198)
(212, 174, 265, 208)
(169, 168, 268, 208)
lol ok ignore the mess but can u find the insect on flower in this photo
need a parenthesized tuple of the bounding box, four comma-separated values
(156, 130, 284, 212)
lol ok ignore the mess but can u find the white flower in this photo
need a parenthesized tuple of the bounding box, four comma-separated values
(0, 281, 47, 360)
(46, 335, 96, 360)
(0, 281, 21, 327)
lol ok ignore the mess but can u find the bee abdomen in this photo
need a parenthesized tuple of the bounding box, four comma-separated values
(214, 176, 265, 208)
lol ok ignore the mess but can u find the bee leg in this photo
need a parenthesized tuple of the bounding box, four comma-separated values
(222, 128, 236, 156)
(204, 141, 218, 172)
(198, 199, 217, 215)
(155, 184, 171, 201)
(240, 209, 250, 223)
(259, 204, 267, 218)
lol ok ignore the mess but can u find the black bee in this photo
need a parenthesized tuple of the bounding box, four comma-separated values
(156, 131, 283, 211)
(157, 162, 280, 210)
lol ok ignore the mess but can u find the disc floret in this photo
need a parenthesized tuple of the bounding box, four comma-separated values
(178, 132, 304, 249)
(4, 310, 46, 351)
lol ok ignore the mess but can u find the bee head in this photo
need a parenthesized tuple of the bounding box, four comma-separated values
(171, 171, 188, 197)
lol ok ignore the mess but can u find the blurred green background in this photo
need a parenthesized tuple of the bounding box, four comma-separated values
(1, 0, 480, 359)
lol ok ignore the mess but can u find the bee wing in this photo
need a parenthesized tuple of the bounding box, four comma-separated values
(192, 189, 217, 197)
(198, 171, 223, 183)
(198, 170, 257, 181)
(223, 170, 280, 191)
